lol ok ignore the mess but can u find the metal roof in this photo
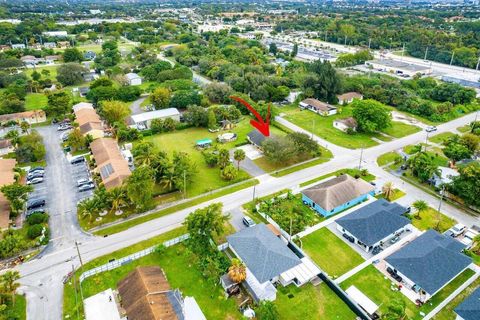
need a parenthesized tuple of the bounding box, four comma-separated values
(130, 108, 180, 124)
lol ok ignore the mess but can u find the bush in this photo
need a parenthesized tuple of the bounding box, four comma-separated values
(27, 224, 44, 239)
(26, 213, 48, 225)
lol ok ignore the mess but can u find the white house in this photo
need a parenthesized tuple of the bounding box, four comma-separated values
(128, 108, 180, 130)
(432, 166, 459, 188)
(42, 31, 68, 37)
(337, 92, 363, 105)
(11, 44, 26, 50)
(333, 117, 358, 132)
(299, 98, 337, 116)
(125, 73, 142, 86)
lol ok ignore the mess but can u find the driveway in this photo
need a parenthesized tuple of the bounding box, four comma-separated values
(229, 147, 265, 177)
(129, 96, 148, 115)
(228, 207, 247, 231)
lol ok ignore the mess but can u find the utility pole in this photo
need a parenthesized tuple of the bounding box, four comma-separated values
(75, 240, 83, 268)
(358, 145, 364, 170)
(72, 264, 80, 320)
(424, 131, 430, 152)
(368, 38, 371, 50)
(437, 185, 446, 213)
(449, 51, 455, 66)
(252, 185, 256, 202)
(424, 47, 429, 61)
(183, 170, 186, 199)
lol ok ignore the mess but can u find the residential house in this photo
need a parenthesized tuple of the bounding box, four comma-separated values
(385, 229, 472, 302)
(29, 43, 42, 50)
(0, 45, 11, 52)
(0, 110, 46, 125)
(90, 138, 131, 190)
(73, 102, 104, 139)
(0, 159, 16, 229)
(301, 174, 375, 217)
(337, 92, 363, 105)
(11, 44, 26, 50)
(117, 266, 206, 320)
(84, 288, 121, 320)
(0, 139, 14, 156)
(431, 166, 459, 188)
(78, 87, 90, 98)
(454, 287, 480, 320)
(285, 91, 302, 103)
(299, 98, 337, 116)
(43, 42, 56, 49)
(82, 71, 99, 82)
(128, 108, 180, 130)
(247, 129, 268, 148)
(336, 199, 411, 252)
(20, 55, 39, 65)
(125, 72, 142, 86)
(57, 41, 70, 49)
(42, 31, 68, 37)
(84, 51, 97, 61)
(333, 117, 357, 132)
(226, 223, 320, 302)
(45, 55, 61, 64)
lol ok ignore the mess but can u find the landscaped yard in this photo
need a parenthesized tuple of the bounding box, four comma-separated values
(433, 278, 480, 320)
(275, 283, 356, 320)
(377, 151, 402, 167)
(25, 93, 48, 110)
(457, 125, 471, 133)
(64, 227, 241, 320)
(340, 265, 475, 320)
(282, 105, 420, 149)
(429, 132, 455, 144)
(408, 207, 456, 233)
(376, 188, 406, 202)
(302, 228, 365, 277)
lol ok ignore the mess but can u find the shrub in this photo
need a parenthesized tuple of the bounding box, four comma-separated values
(27, 213, 48, 225)
(27, 224, 44, 239)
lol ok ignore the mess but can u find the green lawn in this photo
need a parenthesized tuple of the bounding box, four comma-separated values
(457, 125, 471, 133)
(25, 93, 48, 110)
(377, 151, 402, 167)
(340, 265, 475, 320)
(376, 188, 406, 202)
(300, 168, 376, 187)
(434, 278, 480, 320)
(65, 241, 241, 319)
(429, 132, 455, 144)
(283, 106, 420, 149)
(271, 153, 333, 177)
(275, 283, 356, 320)
(0, 294, 26, 320)
(408, 207, 456, 233)
(144, 121, 259, 197)
(24, 65, 58, 81)
(302, 228, 365, 278)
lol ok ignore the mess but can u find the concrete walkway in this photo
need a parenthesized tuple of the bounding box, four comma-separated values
(334, 228, 422, 284)
(423, 267, 480, 320)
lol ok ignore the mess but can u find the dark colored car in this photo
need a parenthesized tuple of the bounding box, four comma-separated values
(70, 156, 85, 165)
(29, 167, 45, 173)
(342, 233, 355, 243)
(27, 199, 46, 210)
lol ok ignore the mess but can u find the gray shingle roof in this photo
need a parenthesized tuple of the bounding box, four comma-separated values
(455, 287, 480, 320)
(302, 174, 375, 211)
(385, 229, 472, 295)
(227, 223, 301, 283)
(336, 199, 410, 246)
(247, 129, 267, 147)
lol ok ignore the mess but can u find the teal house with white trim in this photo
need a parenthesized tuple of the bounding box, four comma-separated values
(301, 174, 375, 217)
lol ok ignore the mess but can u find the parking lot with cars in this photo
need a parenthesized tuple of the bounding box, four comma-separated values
(70, 159, 95, 204)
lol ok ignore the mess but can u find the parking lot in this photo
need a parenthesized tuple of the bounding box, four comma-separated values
(70, 160, 95, 204)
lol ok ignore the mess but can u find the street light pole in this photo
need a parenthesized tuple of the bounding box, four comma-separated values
(358, 145, 364, 170)
(437, 185, 446, 213)
(252, 185, 256, 202)
(75, 240, 83, 268)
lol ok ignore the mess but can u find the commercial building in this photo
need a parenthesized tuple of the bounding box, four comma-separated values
(365, 59, 433, 77)
(90, 138, 131, 190)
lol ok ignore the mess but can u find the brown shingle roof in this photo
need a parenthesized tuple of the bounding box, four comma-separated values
(0, 139, 12, 149)
(302, 174, 375, 211)
(336, 117, 358, 128)
(300, 98, 336, 112)
(0, 159, 16, 229)
(90, 138, 130, 190)
(337, 92, 363, 101)
(117, 266, 179, 320)
(0, 110, 46, 123)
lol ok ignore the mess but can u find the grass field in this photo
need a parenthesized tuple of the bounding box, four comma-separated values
(429, 132, 456, 144)
(376, 188, 406, 202)
(408, 207, 456, 233)
(275, 283, 356, 320)
(25, 93, 48, 110)
(64, 227, 241, 320)
(434, 278, 480, 320)
(457, 125, 471, 133)
(24, 65, 58, 81)
(340, 265, 475, 320)
(302, 228, 365, 278)
(144, 121, 262, 197)
(377, 151, 402, 167)
(271, 153, 333, 177)
(283, 105, 420, 149)
(0, 294, 26, 320)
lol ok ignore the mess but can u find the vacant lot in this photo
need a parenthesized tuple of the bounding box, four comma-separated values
(408, 207, 456, 233)
(276, 283, 356, 320)
(283, 106, 420, 149)
(25, 93, 48, 110)
(302, 228, 365, 277)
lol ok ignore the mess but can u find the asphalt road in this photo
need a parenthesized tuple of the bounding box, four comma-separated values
(15, 110, 480, 320)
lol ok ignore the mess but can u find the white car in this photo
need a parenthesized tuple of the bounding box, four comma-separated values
(446, 223, 467, 237)
(27, 177, 44, 185)
(460, 229, 479, 249)
(426, 126, 437, 133)
(77, 178, 93, 187)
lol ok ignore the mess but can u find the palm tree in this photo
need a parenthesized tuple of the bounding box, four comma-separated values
(471, 234, 480, 255)
(77, 198, 98, 222)
(109, 187, 127, 214)
(382, 182, 396, 201)
(161, 168, 177, 191)
(228, 258, 246, 284)
(233, 149, 246, 170)
(0, 271, 20, 306)
(412, 200, 428, 219)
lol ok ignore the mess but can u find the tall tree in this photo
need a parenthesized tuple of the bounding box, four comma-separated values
(150, 87, 171, 109)
(0, 270, 20, 306)
(46, 91, 71, 117)
(233, 149, 245, 170)
(56, 63, 86, 86)
(100, 100, 131, 125)
(305, 60, 342, 104)
(352, 99, 392, 133)
(126, 165, 155, 211)
(0, 183, 33, 216)
(412, 200, 428, 219)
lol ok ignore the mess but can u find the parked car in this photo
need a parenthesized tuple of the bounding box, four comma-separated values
(27, 171, 44, 179)
(27, 177, 44, 185)
(70, 156, 85, 165)
(426, 126, 437, 133)
(446, 223, 467, 237)
(342, 233, 355, 243)
(29, 167, 44, 173)
(460, 229, 479, 249)
(390, 236, 400, 244)
(26, 199, 45, 210)
(77, 178, 93, 187)
(57, 124, 72, 131)
(26, 208, 46, 217)
(242, 216, 256, 228)
(78, 183, 95, 192)
(372, 246, 382, 255)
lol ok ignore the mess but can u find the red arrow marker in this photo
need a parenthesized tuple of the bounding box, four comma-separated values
(230, 96, 270, 137)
